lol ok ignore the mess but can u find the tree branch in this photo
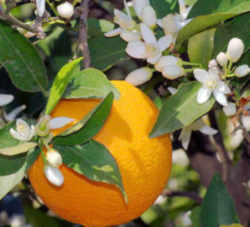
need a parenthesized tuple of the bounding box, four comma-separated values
(163, 190, 203, 204)
(78, 0, 91, 68)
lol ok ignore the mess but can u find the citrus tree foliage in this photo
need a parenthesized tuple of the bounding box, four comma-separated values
(0, 0, 249, 226)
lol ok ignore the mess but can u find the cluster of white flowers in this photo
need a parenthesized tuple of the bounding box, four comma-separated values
(105, 0, 192, 86)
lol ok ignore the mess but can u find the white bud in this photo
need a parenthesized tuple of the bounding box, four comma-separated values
(242, 115, 250, 131)
(141, 6, 157, 28)
(234, 64, 250, 77)
(223, 102, 236, 116)
(36, 0, 46, 17)
(125, 67, 153, 86)
(44, 165, 64, 187)
(216, 52, 228, 66)
(172, 149, 189, 166)
(155, 55, 179, 72)
(226, 38, 244, 62)
(208, 59, 218, 69)
(46, 149, 63, 167)
(162, 65, 184, 79)
(57, 2, 74, 19)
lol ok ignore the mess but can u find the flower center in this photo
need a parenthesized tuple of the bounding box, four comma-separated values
(206, 79, 217, 90)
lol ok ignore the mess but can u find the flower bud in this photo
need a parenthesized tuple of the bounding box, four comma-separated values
(234, 64, 250, 77)
(46, 149, 63, 167)
(44, 165, 64, 187)
(155, 55, 179, 72)
(208, 59, 218, 69)
(36, 115, 51, 137)
(223, 102, 236, 116)
(226, 38, 244, 62)
(162, 65, 185, 79)
(57, 2, 74, 19)
(242, 115, 250, 131)
(216, 52, 228, 66)
(125, 67, 153, 86)
(141, 6, 157, 28)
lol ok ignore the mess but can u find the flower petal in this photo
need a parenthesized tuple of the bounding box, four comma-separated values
(49, 117, 75, 129)
(0, 94, 14, 106)
(147, 53, 161, 64)
(199, 125, 218, 135)
(44, 165, 64, 187)
(4, 105, 26, 122)
(158, 35, 172, 52)
(193, 69, 209, 83)
(140, 23, 157, 44)
(133, 0, 150, 18)
(162, 14, 179, 34)
(36, 0, 46, 17)
(16, 119, 31, 139)
(162, 65, 184, 79)
(179, 128, 192, 150)
(141, 6, 157, 28)
(125, 67, 153, 86)
(223, 102, 236, 116)
(104, 28, 122, 37)
(197, 87, 212, 104)
(155, 55, 179, 72)
(120, 29, 141, 42)
(213, 90, 228, 106)
(216, 81, 231, 94)
(9, 128, 27, 141)
(126, 41, 147, 59)
(226, 37, 244, 62)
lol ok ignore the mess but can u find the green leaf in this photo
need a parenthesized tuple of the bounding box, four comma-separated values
(190, 206, 202, 227)
(88, 18, 115, 37)
(25, 147, 41, 171)
(188, 0, 250, 18)
(0, 142, 37, 156)
(213, 13, 250, 57)
(89, 36, 128, 71)
(53, 93, 114, 145)
(45, 57, 82, 114)
(188, 28, 215, 68)
(149, 0, 179, 18)
(0, 122, 21, 149)
(150, 82, 215, 137)
(200, 174, 239, 227)
(64, 68, 120, 99)
(55, 140, 126, 201)
(0, 20, 48, 93)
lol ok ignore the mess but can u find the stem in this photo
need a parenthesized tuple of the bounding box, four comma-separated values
(181, 61, 202, 67)
(46, 0, 59, 16)
(78, 0, 91, 68)
(163, 190, 202, 204)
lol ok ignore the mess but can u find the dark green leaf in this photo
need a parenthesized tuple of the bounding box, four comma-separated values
(0, 122, 20, 149)
(213, 13, 250, 56)
(200, 174, 239, 227)
(190, 206, 202, 227)
(150, 0, 179, 18)
(53, 93, 114, 145)
(64, 68, 120, 99)
(0, 20, 48, 93)
(188, 0, 250, 18)
(25, 147, 41, 171)
(150, 82, 215, 137)
(45, 57, 82, 114)
(188, 28, 215, 68)
(55, 140, 126, 201)
(89, 36, 128, 71)
(88, 18, 115, 37)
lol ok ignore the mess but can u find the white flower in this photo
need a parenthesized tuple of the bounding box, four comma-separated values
(48, 116, 75, 129)
(133, 0, 150, 19)
(194, 69, 231, 106)
(126, 23, 172, 64)
(234, 64, 250, 77)
(57, 2, 74, 19)
(125, 67, 153, 86)
(216, 52, 228, 66)
(46, 149, 63, 167)
(0, 94, 14, 106)
(36, 0, 46, 17)
(114, 9, 136, 30)
(4, 105, 26, 122)
(44, 165, 64, 187)
(179, 119, 217, 149)
(208, 59, 221, 75)
(242, 115, 250, 131)
(155, 55, 185, 79)
(223, 102, 236, 116)
(120, 29, 141, 42)
(141, 6, 157, 28)
(10, 119, 35, 141)
(226, 38, 244, 62)
(172, 148, 189, 166)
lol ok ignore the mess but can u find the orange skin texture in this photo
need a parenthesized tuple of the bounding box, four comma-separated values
(28, 81, 172, 227)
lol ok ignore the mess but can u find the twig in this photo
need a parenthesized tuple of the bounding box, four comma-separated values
(163, 190, 202, 204)
(209, 135, 231, 182)
(78, 0, 91, 68)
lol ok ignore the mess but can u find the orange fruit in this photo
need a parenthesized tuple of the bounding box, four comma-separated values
(28, 80, 172, 227)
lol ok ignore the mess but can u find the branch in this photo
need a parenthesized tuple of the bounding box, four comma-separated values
(209, 135, 231, 182)
(78, 0, 91, 68)
(163, 190, 202, 204)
